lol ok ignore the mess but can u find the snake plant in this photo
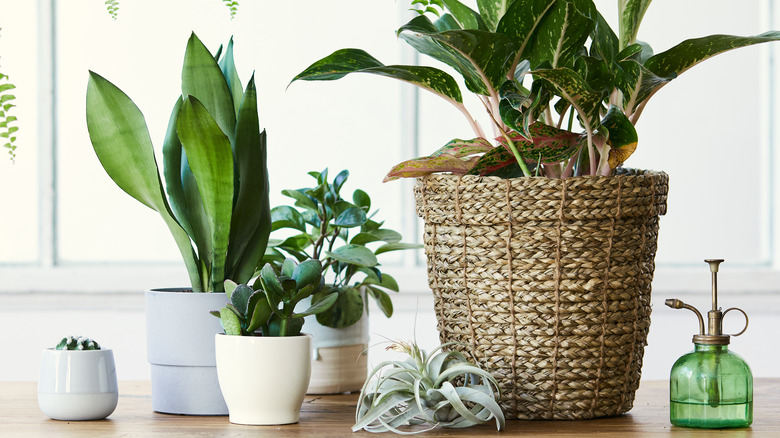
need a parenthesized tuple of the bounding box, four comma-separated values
(292, 0, 780, 179)
(354, 341, 505, 433)
(86, 32, 270, 292)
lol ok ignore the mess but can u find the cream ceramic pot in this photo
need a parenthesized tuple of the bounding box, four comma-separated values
(38, 348, 118, 421)
(215, 334, 311, 425)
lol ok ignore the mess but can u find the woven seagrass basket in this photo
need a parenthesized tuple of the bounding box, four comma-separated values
(413, 169, 668, 420)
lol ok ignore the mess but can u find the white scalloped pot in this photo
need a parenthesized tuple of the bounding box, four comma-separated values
(215, 334, 311, 425)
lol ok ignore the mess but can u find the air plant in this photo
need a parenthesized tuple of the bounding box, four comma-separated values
(353, 341, 505, 434)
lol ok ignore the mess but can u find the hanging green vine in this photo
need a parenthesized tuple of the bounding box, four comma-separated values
(0, 28, 19, 162)
(222, 0, 239, 19)
(104, 0, 119, 20)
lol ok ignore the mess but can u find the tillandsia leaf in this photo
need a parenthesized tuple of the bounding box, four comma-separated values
(497, 0, 557, 74)
(644, 31, 780, 79)
(525, 0, 594, 69)
(225, 76, 271, 284)
(398, 15, 516, 95)
(599, 105, 638, 170)
(383, 154, 481, 181)
(477, 0, 512, 32)
(217, 37, 242, 117)
(618, 0, 652, 50)
(326, 244, 378, 267)
(181, 32, 237, 146)
(291, 48, 463, 104)
(177, 95, 234, 292)
(616, 60, 671, 116)
(86, 71, 202, 291)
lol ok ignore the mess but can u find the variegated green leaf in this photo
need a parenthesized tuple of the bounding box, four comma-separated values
(291, 48, 463, 104)
(599, 105, 638, 169)
(616, 59, 671, 115)
(469, 145, 516, 175)
(383, 153, 481, 181)
(440, 0, 483, 30)
(497, 0, 557, 74)
(645, 32, 780, 78)
(570, 0, 619, 62)
(499, 122, 583, 164)
(618, 0, 652, 50)
(217, 37, 243, 117)
(526, 0, 594, 69)
(531, 67, 605, 131)
(476, 0, 512, 31)
(398, 15, 516, 95)
(431, 137, 493, 157)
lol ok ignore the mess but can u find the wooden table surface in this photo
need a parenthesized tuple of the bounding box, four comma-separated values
(2, 379, 779, 437)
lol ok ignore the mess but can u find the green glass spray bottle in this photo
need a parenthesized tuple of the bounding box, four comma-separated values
(665, 259, 752, 428)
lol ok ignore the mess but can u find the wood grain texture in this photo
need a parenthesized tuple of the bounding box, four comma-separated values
(2, 379, 779, 437)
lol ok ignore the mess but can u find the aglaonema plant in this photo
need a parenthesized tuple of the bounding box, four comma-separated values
(86, 32, 270, 292)
(291, 0, 780, 179)
(264, 169, 421, 329)
(211, 259, 338, 336)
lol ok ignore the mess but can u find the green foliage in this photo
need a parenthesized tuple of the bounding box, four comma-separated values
(264, 169, 421, 329)
(86, 33, 270, 292)
(56, 336, 101, 351)
(222, 0, 239, 19)
(292, 0, 780, 178)
(211, 259, 338, 336)
(353, 340, 504, 433)
(104, 0, 119, 20)
(0, 28, 18, 162)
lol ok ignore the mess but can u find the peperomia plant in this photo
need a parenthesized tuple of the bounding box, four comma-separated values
(264, 169, 421, 329)
(292, 0, 780, 179)
(211, 259, 338, 336)
(353, 340, 505, 433)
(56, 336, 101, 351)
(86, 32, 270, 292)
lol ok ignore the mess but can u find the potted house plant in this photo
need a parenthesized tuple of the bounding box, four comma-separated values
(85, 32, 270, 414)
(290, 0, 780, 420)
(38, 336, 118, 421)
(211, 259, 338, 425)
(265, 168, 420, 394)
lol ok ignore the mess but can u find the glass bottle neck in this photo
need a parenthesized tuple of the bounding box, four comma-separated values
(694, 343, 729, 352)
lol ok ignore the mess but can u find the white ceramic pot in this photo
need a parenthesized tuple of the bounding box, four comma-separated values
(305, 315, 369, 394)
(146, 289, 228, 415)
(215, 334, 311, 425)
(38, 349, 118, 421)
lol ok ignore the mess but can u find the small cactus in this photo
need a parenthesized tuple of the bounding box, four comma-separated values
(55, 336, 101, 351)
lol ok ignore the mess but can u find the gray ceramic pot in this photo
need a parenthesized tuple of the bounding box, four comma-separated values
(145, 289, 228, 415)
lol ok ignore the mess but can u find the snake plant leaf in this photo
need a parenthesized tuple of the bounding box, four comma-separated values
(325, 244, 378, 267)
(439, 0, 484, 30)
(398, 15, 516, 95)
(177, 95, 234, 292)
(217, 37, 243, 117)
(599, 105, 638, 169)
(225, 76, 271, 284)
(525, 0, 594, 69)
(86, 71, 202, 290)
(616, 59, 672, 115)
(497, 0, 557, 73)
(180, 151, 214, 277)
(383, 153, 481, 182)
(219, 307, 242, 336)
(314, 287, 363, 328)
(476, 0, 512, 31)
(645, 31, 780, 78)
(618, 0, 652, 50)
(181, 32, 237, 146)
(291, 48, 463, 104)
(531, 67, 605, 132)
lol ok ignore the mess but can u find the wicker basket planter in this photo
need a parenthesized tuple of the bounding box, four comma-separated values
(413, 169, 668, 420)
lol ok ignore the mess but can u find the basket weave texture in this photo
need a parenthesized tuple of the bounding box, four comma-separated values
(413, 170, 668, 420)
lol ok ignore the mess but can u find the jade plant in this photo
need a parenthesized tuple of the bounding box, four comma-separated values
(292, 0, 780, 179)
(353, 340, 505, 433)
(264, 169, 421, 329)
(211, 259, 338, 336)
(86, 32, 270, 292)
(56, 336, 101, 351)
